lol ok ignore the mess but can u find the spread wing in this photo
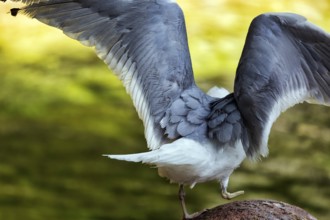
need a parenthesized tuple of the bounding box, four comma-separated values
(234, 13, 330, 157)
(10, 0, 199, 150)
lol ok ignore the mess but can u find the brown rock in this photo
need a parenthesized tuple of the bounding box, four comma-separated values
(189, 200, 317, 220)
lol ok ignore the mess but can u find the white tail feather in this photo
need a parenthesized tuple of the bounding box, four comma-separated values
(104, 138, 247, 186)
(104, 151, 157, 163)
(104, 138, 209, 166)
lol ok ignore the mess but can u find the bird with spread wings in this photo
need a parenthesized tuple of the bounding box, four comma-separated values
(3, 0, 330, 218)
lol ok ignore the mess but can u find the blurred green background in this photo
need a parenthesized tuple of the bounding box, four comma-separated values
(0, 0, 329, 219)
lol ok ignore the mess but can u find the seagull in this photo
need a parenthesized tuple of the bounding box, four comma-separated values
(4, 0, 330, 218)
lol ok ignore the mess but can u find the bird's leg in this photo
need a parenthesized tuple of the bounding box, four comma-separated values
(178, 184, 207, 219)
(220, 176, 244, 200)
(179, 184, 190, 219)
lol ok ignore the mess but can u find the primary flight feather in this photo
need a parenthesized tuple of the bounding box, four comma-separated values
(4, 0, 330, 218)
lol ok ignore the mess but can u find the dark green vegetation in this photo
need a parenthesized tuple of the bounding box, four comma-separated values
(0, 1, 329, 219)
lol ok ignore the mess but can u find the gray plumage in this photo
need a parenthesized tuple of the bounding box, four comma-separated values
(5, 0, 330, 218)
(235, 13, 330, 156)
(8, 0, 329, 157)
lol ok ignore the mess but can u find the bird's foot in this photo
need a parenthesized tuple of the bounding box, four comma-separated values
(179, 184, 209, 219)
(183, 208, 208, 220)
(221, 189, 244, 200)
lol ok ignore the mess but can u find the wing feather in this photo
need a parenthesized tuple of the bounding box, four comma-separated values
(10, 0, 196, 150)
(234, 13, 330, 157)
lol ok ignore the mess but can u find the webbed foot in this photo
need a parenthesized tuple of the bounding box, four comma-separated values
(179, 184, 209, 219)
(221, 189, 244, 200)
(182, 208, 208, 219)
(220, 176, 244, 200)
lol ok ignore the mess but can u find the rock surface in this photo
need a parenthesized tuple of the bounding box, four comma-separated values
(189, 200, 317, 220)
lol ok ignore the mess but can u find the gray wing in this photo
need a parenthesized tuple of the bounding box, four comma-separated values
(234, 13, 330, 158)
(10, 0, 199, 150)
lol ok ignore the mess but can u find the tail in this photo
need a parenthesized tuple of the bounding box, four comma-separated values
(104, 138, 207, 166)
(104, 151, 159, 164)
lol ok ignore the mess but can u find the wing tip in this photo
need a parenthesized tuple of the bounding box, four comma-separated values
(252, 12, 307, 29)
